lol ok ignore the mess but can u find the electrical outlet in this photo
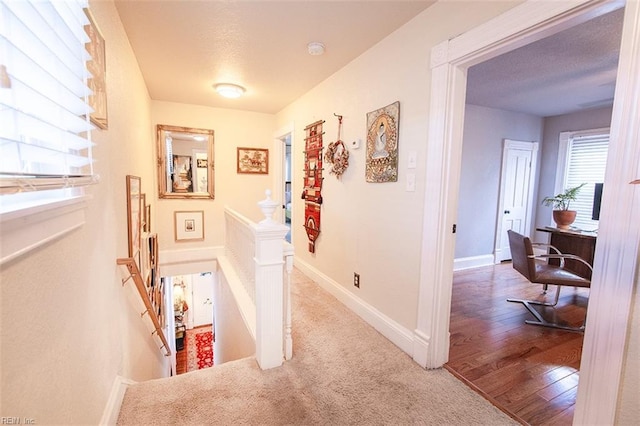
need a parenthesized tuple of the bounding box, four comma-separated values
(354, 272, 360, 288)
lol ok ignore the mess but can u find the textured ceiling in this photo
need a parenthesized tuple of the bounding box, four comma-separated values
(115, 1, 624, 117)
(466, 7, 624, 117)
(114, 0, 436, 114)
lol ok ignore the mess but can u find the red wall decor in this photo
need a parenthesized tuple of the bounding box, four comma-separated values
(301, 120, 325, 253)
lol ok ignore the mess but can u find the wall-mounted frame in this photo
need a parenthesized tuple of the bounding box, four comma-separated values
(174, 210, 204, 242)
(366, 101, 400, 183)
(157, 124, 215, 199)
(140, 193, 148, 232)
(237, 147, 269, 174)
(126, 175, 142, 267)
(84, 9, 108, 129)
(145, 204, 151, 233)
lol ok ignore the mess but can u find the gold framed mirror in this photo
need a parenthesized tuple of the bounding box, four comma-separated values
(156, 124, 214, 199)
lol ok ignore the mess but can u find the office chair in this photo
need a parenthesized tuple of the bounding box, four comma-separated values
(507, 230, 591, 332)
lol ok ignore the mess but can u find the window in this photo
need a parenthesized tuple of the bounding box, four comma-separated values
(0, 0, 96, 263)
(555, 129, 609, 231)
(1, 0, 95, 211)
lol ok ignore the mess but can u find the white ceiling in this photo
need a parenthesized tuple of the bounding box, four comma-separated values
(114, 1, 623, 117)
(113, 0, 437, 114)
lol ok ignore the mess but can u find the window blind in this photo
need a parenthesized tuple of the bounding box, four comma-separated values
(0, 0, 95, 196)
(564, 132, 609, 231)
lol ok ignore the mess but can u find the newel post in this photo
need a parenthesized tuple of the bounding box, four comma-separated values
(254, 190, 289, 369)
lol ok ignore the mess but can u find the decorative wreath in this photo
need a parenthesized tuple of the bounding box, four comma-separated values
(324, 140, 350, 179)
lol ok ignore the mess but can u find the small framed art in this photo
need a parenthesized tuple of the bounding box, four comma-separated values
(126, 175, 142, 266)
(174, 210, 204, 242)
(84, 9, 108, 129)
(237, 147, 269, 174)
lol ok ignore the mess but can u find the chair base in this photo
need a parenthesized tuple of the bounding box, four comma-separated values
(507, 298, 585, 333)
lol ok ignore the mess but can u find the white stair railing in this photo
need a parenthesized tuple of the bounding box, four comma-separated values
(283, 241, 294, 360)
(222, 190, 292, 369)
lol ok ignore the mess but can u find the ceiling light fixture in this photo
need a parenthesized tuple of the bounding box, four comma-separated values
(307, 42, 325, 56)
(214, 83, 245, 99)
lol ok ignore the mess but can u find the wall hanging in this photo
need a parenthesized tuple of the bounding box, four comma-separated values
(324, 114, 349, 179)
(366, 101, 400, 183)
(301, 120, 325, 253)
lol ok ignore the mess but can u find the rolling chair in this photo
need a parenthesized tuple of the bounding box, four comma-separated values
(507, 230, 591, 332)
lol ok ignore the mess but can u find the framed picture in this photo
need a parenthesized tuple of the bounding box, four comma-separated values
(84, 9, 108, 129)
(126, 175, 142, 267)
(145, 204, 151, 233)
(366, 101, 400, 183)
(237, 147, 269, 174)
(174, 210, 204, 242)
(140, 193, 148, 232)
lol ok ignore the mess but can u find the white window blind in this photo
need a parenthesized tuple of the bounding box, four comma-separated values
(564, 131, 609, 231)
(0, 0, 95, 200)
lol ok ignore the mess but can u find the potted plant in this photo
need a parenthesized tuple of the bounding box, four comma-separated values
(542, 183, 586, 229)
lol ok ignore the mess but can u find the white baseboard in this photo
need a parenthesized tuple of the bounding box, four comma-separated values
(100, 375, 135, 425)
(294, 258, 415, 357)
(453, 254, 495, 271)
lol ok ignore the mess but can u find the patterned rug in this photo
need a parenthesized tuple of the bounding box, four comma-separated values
(186, 327, 214, 372)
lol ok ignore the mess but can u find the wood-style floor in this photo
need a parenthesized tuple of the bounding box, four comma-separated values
(175, 336, 187, 375)
(446, 262, 588, 425)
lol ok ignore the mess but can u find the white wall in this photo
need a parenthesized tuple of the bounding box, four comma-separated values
(456, 104, 543, 259)
(0, 1, 166, 423)
(534, 106, 613, 241)
(275, 1, 519, 330)
(213, 271, 255, 365)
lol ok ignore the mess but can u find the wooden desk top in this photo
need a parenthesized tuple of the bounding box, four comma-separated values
(536, 226, 597, 240)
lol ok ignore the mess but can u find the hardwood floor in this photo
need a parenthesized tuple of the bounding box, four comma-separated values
(446, 263, 588, 425)
(175, 336, 187, 375)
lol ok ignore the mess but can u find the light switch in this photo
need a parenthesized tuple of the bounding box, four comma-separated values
(408, 151, 417, 169)
(406, 172, 416, 192)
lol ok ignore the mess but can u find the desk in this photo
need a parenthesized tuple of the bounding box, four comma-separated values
(536, 227, 596, 279)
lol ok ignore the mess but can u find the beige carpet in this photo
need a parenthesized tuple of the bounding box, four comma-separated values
(118, 268, 517, 425)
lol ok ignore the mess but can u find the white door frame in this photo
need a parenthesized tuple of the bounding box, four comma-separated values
(494, 139, 538, 262)
(272, 123, 295, 224)
(414, 0, 639, 424)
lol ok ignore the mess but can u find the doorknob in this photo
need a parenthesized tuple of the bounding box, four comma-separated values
(504, 210, 511, 214)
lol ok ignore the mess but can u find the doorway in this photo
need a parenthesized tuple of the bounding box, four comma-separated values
(416, 0, 639, 423)
(495, 140, 538, 262)
(283, 134, 292, 243)
(167, 272, 215, 375)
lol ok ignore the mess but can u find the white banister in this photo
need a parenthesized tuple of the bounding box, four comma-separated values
(283, 241, 294, 360)
(222, 190, 293, 370)
(254, 190, 290, 369)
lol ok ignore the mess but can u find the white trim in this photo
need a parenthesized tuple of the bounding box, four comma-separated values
(273, 123, 294, 225)
(574, 1, 640, 423)
(294, 257, 414, 356)
(453, 254, 495, 271)
(555, 131, 572, 197)
(420, 0, 637, 423)
(99, 375, 135, 426)
(158, 246, 221, 277)
(0, 195, 90, 265)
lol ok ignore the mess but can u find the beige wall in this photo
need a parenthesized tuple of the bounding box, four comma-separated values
(2, 0, 638, 424)
(0, 1, 164, 423)
(151, 101, 276, 251)
(276, 1, 519, 330)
